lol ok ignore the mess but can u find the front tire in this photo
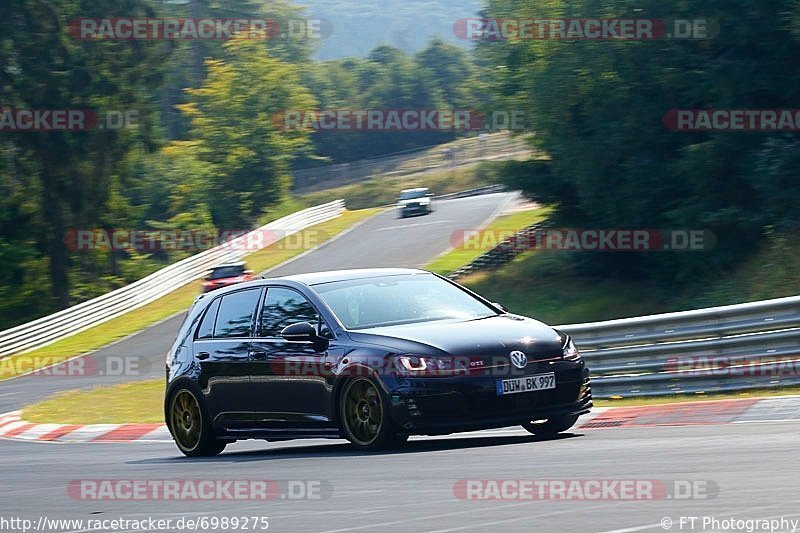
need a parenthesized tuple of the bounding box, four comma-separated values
(167, 386, 226, 457)
(521, 414, 579, 436)
(339, 378, 406, 451)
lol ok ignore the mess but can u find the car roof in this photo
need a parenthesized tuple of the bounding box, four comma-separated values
(279, 268, 429, 286)
(210, 262, 246, 269)
(194, 269, 431, 304)
(400, 187, 428, 193)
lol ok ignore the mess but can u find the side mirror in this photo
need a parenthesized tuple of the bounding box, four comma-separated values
(280, 322, 317, 342)
(280, 322, 330, 351)
(244, 270, 254, 275)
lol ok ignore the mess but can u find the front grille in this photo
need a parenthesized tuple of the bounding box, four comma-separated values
(412, 381, 582, 420)
(466, 386, 581, 417)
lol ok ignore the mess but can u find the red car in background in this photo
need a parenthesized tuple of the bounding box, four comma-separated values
(201, 262, 255, 293)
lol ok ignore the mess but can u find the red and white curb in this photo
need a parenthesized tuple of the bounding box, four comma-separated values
(0, 409, 617, 444)
(2, 396, 799, 444)
(0, 411, 169, 443)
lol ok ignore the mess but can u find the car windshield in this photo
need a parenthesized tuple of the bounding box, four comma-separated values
(209, 265, 244, 280)
(314, 273, 498, 329)
(399, 189, 427, 200)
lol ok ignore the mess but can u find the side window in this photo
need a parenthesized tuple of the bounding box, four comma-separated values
(196, 298, 221, 339)
(259, 287, 320, 338)
(213, 289, 261, 338)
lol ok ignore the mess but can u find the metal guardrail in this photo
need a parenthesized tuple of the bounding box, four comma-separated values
(0, 200, 346, 357)
(559, 296, 800, 398)
(448, 222, 541, 280)
(447, 220, 800, 397)
(434, 184, 506, 201)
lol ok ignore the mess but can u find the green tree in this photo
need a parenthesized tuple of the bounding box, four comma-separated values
(0, 0, 166, 311)
(156, 0, 316, 139)
(298, 44, 455, 165)
(482, 0, 800, 279)
(179, 33, 316, 227)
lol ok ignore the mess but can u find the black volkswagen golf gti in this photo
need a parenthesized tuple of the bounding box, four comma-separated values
(165, 268, 592, 456)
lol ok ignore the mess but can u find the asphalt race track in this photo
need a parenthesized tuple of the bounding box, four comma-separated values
(0, 193, 515, 413)
(3, 191, 799, 533)
(2, 422, 799, 532)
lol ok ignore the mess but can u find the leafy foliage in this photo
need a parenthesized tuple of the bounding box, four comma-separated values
(482, 0, 800, 280)
(178, 34, 316, 226)
(2, 0, 799, 331)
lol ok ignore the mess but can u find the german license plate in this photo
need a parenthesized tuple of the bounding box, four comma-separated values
(496, 373, 556, 396)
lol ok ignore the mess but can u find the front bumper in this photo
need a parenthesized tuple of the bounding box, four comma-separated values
(399, 203, 430, 216)
(385, 361, 592, 435)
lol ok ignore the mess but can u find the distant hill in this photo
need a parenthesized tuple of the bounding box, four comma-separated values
(294, 0, 483, 59)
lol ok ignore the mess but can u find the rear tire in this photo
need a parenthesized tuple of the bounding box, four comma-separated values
(521, 414, 579, 436)
(339, 377, 405, 451)
(167, 385, 227, 457)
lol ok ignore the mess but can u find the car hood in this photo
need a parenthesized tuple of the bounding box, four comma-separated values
(347, 314, 564, 359)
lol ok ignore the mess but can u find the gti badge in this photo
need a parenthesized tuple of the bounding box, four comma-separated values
(509, 350, 528, 369)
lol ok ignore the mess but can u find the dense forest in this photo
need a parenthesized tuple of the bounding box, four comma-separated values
(1, 0, 799, 329)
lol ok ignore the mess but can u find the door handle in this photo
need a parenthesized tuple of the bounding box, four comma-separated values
(196, 352, 210, 360)
(249, 350, 267, 360)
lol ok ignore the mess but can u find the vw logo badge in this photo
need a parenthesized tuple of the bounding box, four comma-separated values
(509, 350, 527, 369)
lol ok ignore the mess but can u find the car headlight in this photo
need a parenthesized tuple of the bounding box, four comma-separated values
(396, 355, 468, 376)
(562, 337, 582, 362)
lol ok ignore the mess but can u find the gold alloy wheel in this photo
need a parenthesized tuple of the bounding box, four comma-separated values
(342, 378, 384, 446)
(170, 389, 203, 452)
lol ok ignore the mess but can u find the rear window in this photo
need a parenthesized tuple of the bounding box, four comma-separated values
(196, 298, 221, 340)
(209, 265, 245, 280)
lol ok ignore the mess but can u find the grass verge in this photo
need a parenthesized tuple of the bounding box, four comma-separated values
(594, 387, 800, 407)
(0, 208, 379, 381)
(23, 379, 164, 424)
(22, 379, 800, 425)
(462, 232, 800, 325)
(426, 207, 552, 275)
